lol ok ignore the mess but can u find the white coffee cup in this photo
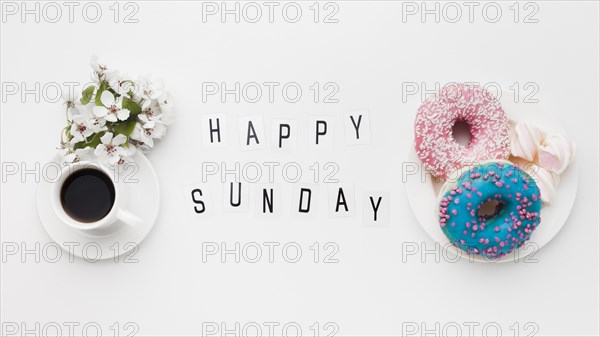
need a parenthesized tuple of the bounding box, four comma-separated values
(52, 161, 142, 231)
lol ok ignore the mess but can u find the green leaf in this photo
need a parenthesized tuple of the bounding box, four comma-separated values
(121, 97, 142, 115)
(112, 118, 138, 138)
(95, 82, 109, 106)
(73, 131, 105, 150)
(80, 86, 95, 105)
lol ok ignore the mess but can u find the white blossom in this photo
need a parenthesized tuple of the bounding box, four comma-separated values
(93, 91, 131, 122)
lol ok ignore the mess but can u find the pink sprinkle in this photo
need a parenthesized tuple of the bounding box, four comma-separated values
(454, 198, 460, 205)
(495, 181, 503, 188)
(452, 210, 458, 215)
(494, 226, 500, 232)
(472, 225, 478, 231)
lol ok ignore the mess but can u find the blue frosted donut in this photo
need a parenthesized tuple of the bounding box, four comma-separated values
(438, 161, 542, 259)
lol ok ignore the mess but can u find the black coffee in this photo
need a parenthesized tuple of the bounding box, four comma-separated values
(60, 168, 115, 223)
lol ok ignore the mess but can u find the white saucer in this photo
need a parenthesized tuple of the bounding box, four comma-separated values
(405, 102, 578, 263)
(37, 152, 160, 260)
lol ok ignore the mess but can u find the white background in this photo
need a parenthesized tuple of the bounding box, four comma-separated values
(1, 1, 599, 336)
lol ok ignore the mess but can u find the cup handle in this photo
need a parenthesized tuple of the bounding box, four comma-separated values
(117, 208, 143, 227)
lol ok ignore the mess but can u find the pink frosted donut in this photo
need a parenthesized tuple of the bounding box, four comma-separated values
(414, 83, 510, 180)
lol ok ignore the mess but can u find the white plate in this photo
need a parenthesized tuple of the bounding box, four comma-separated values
(405, 101, 578, 263)
(36, 152, 160, 261)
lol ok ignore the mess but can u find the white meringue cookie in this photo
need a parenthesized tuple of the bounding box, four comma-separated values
(511, 122, 545, 162)
(524, 163, 560, 204)
(538, 134, 576, 174)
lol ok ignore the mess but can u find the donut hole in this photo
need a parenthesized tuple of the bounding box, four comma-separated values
(452, 120, 472, 147)
(478, 200, 503, 219)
